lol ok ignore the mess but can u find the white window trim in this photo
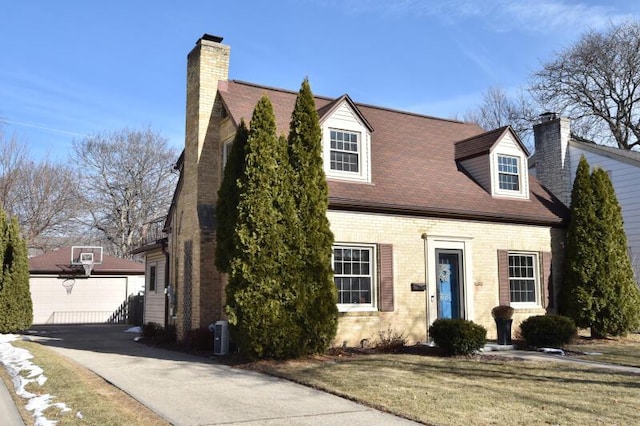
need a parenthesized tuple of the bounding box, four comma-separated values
(148, 262, 158, 294)
(508, 251, 541, 309)
(320, 100, 372, 183)
(491, 151, 529, 199)
(333, 243, 377, 312)
(221, 137, 234, 172)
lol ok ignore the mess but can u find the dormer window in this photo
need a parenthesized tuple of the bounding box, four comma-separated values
(330, 130, 360, 173)
(497, 155, 520, 191)
(320, 95, 372, 184)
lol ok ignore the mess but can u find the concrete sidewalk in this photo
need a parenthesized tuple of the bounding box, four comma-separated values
(0, 379, 23, 426)
(22, 325, 419, 425)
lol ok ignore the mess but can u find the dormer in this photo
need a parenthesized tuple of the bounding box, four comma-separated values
(318, 95, 374, 183)
(455, 126, 530, 200)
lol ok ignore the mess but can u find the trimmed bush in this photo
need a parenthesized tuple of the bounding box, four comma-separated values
(142, 322, 163, 339)
(429, 319, 486, 356)
(519, 315, 577, 348)
(491, 305, 514, 319)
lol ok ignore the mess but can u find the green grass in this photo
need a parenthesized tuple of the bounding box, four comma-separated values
(565, 332, 640, 368)
(1, 340, 169, 426)
(257, 352, 640, 425)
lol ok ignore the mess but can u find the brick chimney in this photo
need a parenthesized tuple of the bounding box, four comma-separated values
(533, 113, 572, 206)
(176, 34, 230, 338)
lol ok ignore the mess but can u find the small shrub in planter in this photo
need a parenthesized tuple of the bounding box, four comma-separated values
(519, 315, 576, 348)
(491, 305, 514, 319)
(429, 319, 487, 356)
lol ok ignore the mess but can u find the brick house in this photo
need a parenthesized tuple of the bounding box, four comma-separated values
(154, 34, 568, 345)
(532, 114, 640, 282)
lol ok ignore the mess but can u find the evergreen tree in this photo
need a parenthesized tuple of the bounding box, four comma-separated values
(560, 156, 598, 327)
(215, 120, 249, 273)
(0, 208, 33, 333)
(225, 96, 303, 359)
(287, 78, 338, 354)
(589, 168, 640, 337)
(561, 156, 640, 337)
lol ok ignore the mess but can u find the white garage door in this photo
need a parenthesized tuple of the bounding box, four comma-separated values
(30, 276, 133, 324)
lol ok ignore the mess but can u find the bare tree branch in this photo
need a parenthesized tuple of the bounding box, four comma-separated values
(530, 21, 640, 150)
(72, 127, 178, 258)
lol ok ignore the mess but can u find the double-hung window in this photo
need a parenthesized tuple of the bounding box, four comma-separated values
(330, 130, 360, 173)
(508, 253, 538, 304)
(333, 245, 375, 310)
(498, 155, 520, 191)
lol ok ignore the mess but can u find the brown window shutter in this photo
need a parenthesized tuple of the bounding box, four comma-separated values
(378, 244, 394, 312)
(497, 250, 510, 305)
(541, 251, 552, 309)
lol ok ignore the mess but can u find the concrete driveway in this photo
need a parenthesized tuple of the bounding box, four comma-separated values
(24, 325, 419, 425)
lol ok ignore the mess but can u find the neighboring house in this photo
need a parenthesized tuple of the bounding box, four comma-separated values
(532, 114, 640, 282)
(131, 221, 171, 328)
(28, 246, 144, 324)
(154, 34, 568, 345)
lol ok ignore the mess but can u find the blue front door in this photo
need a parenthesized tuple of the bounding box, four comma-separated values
(437, 250, 463, 319)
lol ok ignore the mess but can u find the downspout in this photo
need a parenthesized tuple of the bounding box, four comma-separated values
(421, 233, 430, 343)
(162, 239, 170, 330)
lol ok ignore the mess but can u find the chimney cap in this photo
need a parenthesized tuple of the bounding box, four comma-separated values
(539, 112, 558, 122)
(199, 34, 224, 44)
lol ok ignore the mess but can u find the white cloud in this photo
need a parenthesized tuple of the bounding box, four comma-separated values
(324, 0, 637, 34)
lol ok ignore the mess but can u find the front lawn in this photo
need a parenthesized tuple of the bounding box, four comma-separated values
(256, 350, 640, 425)
(565, 332, 640, 368)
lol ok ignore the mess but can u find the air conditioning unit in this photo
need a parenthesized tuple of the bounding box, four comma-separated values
(213, 320, 229, 355)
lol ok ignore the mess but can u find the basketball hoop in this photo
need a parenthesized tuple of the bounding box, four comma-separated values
(62, 278, 75, 295)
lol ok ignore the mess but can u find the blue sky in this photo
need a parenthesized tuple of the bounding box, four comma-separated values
(1, 0, 638, 161)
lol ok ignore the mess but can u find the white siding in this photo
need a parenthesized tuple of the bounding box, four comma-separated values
(144, 251, 166, 325)
(30, 275, 144, 324)
(490, 133, 530, 199)
(568, 144, 640, 280)
(460, 155, 491, 192)
(321, 101, 372, 183)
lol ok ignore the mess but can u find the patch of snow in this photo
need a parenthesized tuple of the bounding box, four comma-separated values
(0, 333, 72, 425)
(124, 326, 142, 333)
(538, 347, 565, 356)
(133, 336, 143, 342)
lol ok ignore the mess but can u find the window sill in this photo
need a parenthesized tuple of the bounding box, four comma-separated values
(338, 310, 379, 317)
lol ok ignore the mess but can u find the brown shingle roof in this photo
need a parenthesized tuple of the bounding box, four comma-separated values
(455, 126, 508, 160)
(29, 247, 145, 275)
(219, 81, 568, 226)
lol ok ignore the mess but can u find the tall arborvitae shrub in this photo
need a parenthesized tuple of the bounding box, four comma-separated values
(287, 78, 338, 354)
(215, 120, 249, 273)
(560, 156, 598, 328)
(225, 96, 303, 359)
(561, 156, 640, 337)
(0, 209, 33, 333)
(589, 168, 640, 337)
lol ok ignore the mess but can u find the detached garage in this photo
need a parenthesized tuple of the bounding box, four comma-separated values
(28, 246, 145, 324)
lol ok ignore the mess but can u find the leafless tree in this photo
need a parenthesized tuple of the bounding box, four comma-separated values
(465, 86, 538, 152)
(530, 21, 640, 150)
(0, 129, 28, 212)
(72, 127, 178, 258)
(0, 129, 79, 252)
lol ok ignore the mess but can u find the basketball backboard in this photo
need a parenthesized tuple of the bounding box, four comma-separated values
(71, 246, 103, 276)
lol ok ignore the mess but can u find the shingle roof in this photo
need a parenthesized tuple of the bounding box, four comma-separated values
(219, 80, 568, 226)
(455, 126, 511, 160)
(29, 247, 145, 275)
